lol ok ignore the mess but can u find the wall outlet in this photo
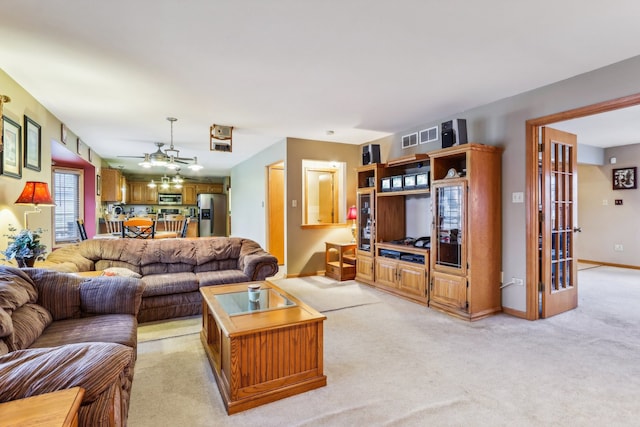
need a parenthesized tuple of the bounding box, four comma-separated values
(512, 277, 524, 286)
(512, 192, 524, 203)
(614, 244, 623, 252)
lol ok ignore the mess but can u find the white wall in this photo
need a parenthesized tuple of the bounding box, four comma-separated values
(577, 144, 640, 265)
(229, 139, 286, 248)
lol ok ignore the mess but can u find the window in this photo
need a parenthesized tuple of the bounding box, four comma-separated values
(53, 167, 84, 243)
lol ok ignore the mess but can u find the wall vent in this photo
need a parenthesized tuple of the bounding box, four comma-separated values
(419, 126, 439, 144)
(401, 132, 418, 149)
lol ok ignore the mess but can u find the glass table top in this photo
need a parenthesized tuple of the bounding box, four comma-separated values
(214, 288, 296, 316)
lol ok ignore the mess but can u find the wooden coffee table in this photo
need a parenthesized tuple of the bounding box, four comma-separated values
(200, 281, 326, 414)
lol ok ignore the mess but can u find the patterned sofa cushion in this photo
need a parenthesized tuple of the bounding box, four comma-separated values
(141, 272, 198, 297)
(26, 269, 82, 320)
(9, 303, 52, 351)
(0, 307, 13, 338)
(196, 270, 250, 287)
(0, 267, 38, 313)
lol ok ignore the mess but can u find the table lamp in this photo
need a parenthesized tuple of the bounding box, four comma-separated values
(347, 205, 357, 243)
(15, 181, 56, 229)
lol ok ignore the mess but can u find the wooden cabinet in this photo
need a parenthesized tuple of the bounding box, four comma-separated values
(128, 181, 158, 204)
(355, 164, 382, 284)
(355, 144, 502, 321)
(0, 386, 84, 427)
(196, 183, 224, 194)
(182, 183, 197, 205)
(375, 243, 428, 303)
(325, 242, 356, 281)
(429, 144, 503, 321)
(101, 168, 122, 202)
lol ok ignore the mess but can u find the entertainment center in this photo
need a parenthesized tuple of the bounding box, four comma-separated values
(355, 143, 503, 320)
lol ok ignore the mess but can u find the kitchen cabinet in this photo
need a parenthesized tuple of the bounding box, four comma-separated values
(101, 169, 123, 202)
(128, 181, 158, 204)
(182, 184, 197, 205)
(196, 183, 224, 194)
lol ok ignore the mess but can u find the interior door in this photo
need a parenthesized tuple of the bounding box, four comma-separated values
(540, 127, 578, 317)
(268, 163, 285, 265)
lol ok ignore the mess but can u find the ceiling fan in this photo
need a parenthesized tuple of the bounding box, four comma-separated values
(118, 117, 196, 169)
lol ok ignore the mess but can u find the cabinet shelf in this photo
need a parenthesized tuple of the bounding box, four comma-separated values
(377, 188, 430, 197)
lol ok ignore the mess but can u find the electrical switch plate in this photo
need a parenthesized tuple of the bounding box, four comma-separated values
(512, 192, 524, 203)
(292, 200, 297, 208)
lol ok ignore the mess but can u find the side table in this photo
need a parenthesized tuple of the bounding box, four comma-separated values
(324, 242, 357, 281)
(0, 386, 84, 427)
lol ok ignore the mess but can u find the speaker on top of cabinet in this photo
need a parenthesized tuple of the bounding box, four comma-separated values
(441, 119, 468, 148)
(362, 144, 381, 165)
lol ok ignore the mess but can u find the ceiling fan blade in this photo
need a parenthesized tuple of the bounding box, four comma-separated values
(117, 155, 146, 159)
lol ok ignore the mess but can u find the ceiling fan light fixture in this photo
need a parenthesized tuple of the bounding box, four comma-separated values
(188, 156, 203, 171)
(148, 179, 156, 188)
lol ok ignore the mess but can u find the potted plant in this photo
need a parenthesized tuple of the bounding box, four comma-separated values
(1, 225, 48, 268)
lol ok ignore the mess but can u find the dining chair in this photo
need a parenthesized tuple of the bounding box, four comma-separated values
(76, 219, 88, 241)
(159, 214, 187, 239)
(122, 217, 156, 239)
(104, 214, 126, 234)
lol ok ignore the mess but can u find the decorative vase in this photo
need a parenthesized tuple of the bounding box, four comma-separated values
(16, 257, 36, 268)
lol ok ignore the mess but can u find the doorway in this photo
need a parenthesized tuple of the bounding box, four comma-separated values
(267, 162, 285, 265)
(525, 93, 640, 320)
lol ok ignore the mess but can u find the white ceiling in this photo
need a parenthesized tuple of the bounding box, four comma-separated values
(2, 0, 640, 177)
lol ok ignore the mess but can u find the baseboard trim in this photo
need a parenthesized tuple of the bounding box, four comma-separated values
(501, 306, 528, 319)
(285, 272, 323, 278)
(578, 259, 640, 270)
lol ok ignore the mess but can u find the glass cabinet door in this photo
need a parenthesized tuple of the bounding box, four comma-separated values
(433, 182, 466, 274)
(357, 189, 374, 254)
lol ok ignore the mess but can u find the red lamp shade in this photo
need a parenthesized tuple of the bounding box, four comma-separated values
(347, 205, 357, 220)
(14, 181, 55, 206)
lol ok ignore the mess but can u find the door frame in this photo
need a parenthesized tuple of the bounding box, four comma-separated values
(525, 92, 640, 320)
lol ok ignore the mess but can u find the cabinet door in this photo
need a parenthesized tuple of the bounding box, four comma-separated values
(145, 185, 158, 204)
(375, 258, 398, 289)
(100, 169, 121, 202)
(432, 181, 467, 276)
(356, 189, 375, 255)
(430, 271, 467, 310)
(129, 182, 145, 204)
(183, 184, 197, 205)
(398, 263, 426, 298)
(356, 254, 375, 283)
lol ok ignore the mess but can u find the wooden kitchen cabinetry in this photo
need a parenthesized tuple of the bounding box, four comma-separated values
(428, 144, 502, 321)
(128, 181, 158, 204)
(182, 183, 197, 205)
(195, 183, 224, 194)
(101, 168, 123, 202)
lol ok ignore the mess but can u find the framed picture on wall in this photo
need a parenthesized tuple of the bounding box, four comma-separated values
(97, 174, 101, 196)
(612, 167, 637, 190)
(24, 115, 42, 171)
(1, 115, 22, 178)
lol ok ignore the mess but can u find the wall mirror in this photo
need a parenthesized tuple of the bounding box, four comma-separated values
(302, 160, 347, 226)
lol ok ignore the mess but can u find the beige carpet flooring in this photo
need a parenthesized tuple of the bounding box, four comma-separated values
(129, 267, 640, 426)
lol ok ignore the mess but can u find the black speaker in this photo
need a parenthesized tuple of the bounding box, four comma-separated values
(362, 144, 381, 165)
(441, 119, 468, 148)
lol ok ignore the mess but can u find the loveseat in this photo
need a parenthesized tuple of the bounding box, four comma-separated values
(0, 265, 144, 426)
(45, 237, 279, 323)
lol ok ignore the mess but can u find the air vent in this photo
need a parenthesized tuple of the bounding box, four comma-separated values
(401, 132, 418, 149)
(419, 126, 438, 144)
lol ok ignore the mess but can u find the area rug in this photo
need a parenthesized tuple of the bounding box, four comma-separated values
(138, 316, 201, 343)
(269, 276, 381, 312)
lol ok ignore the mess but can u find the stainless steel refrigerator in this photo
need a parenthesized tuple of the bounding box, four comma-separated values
(197, 193, 228, 236)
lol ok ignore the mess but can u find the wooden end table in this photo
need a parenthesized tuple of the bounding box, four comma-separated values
(0, 387, 84, 427)
(200, 281, 326, 414)
(325, 241, 357, 281)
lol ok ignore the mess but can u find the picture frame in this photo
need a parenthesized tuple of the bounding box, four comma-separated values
(612, 167, 637, 190)
(1, 116, 22, 178)
(77, 137, 82, 154)
(24, 115, 41, 171)
(61, 123, 68, 144)
(96, 174, 101, 196)
(88, 148, 92, 162)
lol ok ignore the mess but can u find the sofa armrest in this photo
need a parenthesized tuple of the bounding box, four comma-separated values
(238, 239, 278, 280)
(45, 244, 95, 272)
(80, 276, 145, 317)
(0, 342, 132, 404)
(25, 269, 83, 320)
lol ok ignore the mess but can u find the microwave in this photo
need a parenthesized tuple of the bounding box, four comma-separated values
(158, 193, 183, 205)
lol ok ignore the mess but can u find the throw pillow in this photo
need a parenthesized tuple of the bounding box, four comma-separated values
(102, 267, 142, 278)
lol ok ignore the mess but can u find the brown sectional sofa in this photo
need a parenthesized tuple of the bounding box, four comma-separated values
(45, 237, 279, 323)
(0, 265, 144, 426)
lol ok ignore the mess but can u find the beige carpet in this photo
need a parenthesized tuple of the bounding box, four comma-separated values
(129, 268, 640, 426)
